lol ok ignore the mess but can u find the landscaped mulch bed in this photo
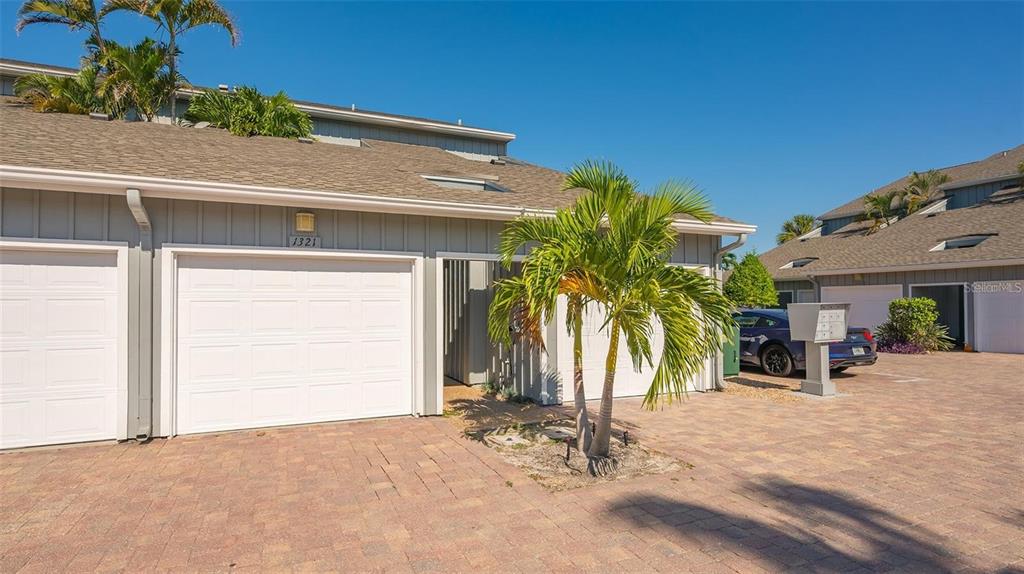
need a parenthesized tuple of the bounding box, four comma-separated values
(470, 422, 685, 491)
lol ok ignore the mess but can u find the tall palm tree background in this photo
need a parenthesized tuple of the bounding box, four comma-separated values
(899, 170, 950, 215)
(16, 0, 108, 56)
(103, 0, 239, 121)
(775, 214, 817, 245)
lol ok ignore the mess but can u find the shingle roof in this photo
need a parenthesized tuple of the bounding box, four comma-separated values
(0, 98, 749, 226)
(819, 145, 1024, 220)
(761, 190, 1024, 279)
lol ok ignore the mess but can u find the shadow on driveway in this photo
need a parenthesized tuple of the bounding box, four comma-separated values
(608, 476, 961, 572)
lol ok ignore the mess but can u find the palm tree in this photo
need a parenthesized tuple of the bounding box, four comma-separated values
(16, 0, 107, 56)
(488, 161, 635, 453)
(899, 170, 950, 215)
(14, 65, 105, 114)
(776, 214, 816, 245)
(583, 178, 734, 458)
(861, 190, 899, 234)
(100, 38, 178, 121)
(104, 0, 239, 121)
(185, 86, 313, 138)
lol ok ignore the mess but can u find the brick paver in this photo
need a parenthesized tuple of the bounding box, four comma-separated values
(2, 352, 1022, 572)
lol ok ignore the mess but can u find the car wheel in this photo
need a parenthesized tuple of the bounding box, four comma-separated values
(760, 344, 794, 377)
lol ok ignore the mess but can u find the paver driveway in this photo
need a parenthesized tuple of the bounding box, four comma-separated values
(2, 352, 1022, 573)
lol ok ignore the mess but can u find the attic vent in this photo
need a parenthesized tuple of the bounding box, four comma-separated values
(421, 175, 508, 192)
(930, 234, 995, 251)
(781, 257, 817, 269)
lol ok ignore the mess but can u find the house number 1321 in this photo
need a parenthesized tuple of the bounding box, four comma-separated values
(288, 235, 321, 248)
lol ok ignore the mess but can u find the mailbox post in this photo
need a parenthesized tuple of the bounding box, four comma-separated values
(787, 302, 851, 397)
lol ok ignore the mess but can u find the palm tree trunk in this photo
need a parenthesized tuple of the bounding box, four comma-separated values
(589, 317, 620, 458)
(570, 301, 592, 453)
(168, 30, 177, 122)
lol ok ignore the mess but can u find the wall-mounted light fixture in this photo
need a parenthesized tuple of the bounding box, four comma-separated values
(295, 211, 316, 234)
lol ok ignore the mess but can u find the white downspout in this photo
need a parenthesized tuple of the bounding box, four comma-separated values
(712, 233, 747, 391)
(126, 189, 154, 439)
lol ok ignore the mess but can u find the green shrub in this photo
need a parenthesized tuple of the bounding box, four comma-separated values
(875, 297, 953, 352)
(185, 86, 313, 138)
(723, 252, 778, 308)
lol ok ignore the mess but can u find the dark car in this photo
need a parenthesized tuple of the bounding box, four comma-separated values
(734, 308, 877, 377)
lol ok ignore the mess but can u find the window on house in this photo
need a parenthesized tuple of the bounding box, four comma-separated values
(421, 175, 509, 192)
(930, 234, 995, 251)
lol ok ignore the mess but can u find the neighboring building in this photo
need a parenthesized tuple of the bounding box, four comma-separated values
(760, 146, 1024, 354)
(0, 58, 755, 449)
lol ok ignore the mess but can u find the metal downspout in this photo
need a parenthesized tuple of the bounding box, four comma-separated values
(126, 189, 153, 440)
(712, 233, 748, 391)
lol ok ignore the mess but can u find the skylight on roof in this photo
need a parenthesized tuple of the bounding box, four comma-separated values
(930, 234, 995, 251)
(421, 175, 508, 192)
(781, 257, 817, 269)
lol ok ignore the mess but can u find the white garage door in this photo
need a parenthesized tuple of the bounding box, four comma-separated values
(175, 255, 413, 435)
(821, 284, 903, 331)
(973, 282, 1024, 354)
(1, 249, 121, 449)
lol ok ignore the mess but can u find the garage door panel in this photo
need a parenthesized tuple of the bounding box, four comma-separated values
(309, 300, 355, 331)
(44, 346, 113, 388)
(183, 300, 245, 335)
(309, 342, 353, 374)
(821, 285, 902, 331)
(252, 343, 303, 378)
(183, 344, 246, 383)
(251, 386, 303, 422)
(308, 382, 358, 418)
(184, 388, 245, 430)
(174, 255, 413, 435)
(44, 394, 114, 439)
(1, 248, 121, 449)
(46, 298, 112, 337)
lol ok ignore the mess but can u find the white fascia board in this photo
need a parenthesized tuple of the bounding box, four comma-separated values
(792, 258, 1024, 277)
(0, 61, 76, 77)
(0, 164, 756, 235)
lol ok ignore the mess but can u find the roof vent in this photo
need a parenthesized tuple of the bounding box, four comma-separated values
(217, 84, 229, 92)
(490, 158, 506, 166)
(89, 112, 112, 121)
(457, 119, 463, 126)
(297, 137, 314, 144)
(351, 104, 356, 111)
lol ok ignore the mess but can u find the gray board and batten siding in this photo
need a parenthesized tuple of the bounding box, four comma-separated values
(0, 186, 719, 438)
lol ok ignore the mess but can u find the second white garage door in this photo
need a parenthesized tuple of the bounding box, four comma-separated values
(821, 284, 903, 331)
(175, 255, 413, 435)
(973, 282, 1024, 354)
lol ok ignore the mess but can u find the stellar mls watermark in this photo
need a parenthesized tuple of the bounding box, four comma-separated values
(964, 281, 1023, 294)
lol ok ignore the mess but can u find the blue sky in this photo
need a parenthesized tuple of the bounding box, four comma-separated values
(1, 1, 1021, 253)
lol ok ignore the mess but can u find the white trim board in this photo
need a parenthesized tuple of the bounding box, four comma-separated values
(158, 244, 426, 437)
(0, 238, 131, 442)
(0, 165, 758, 236)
